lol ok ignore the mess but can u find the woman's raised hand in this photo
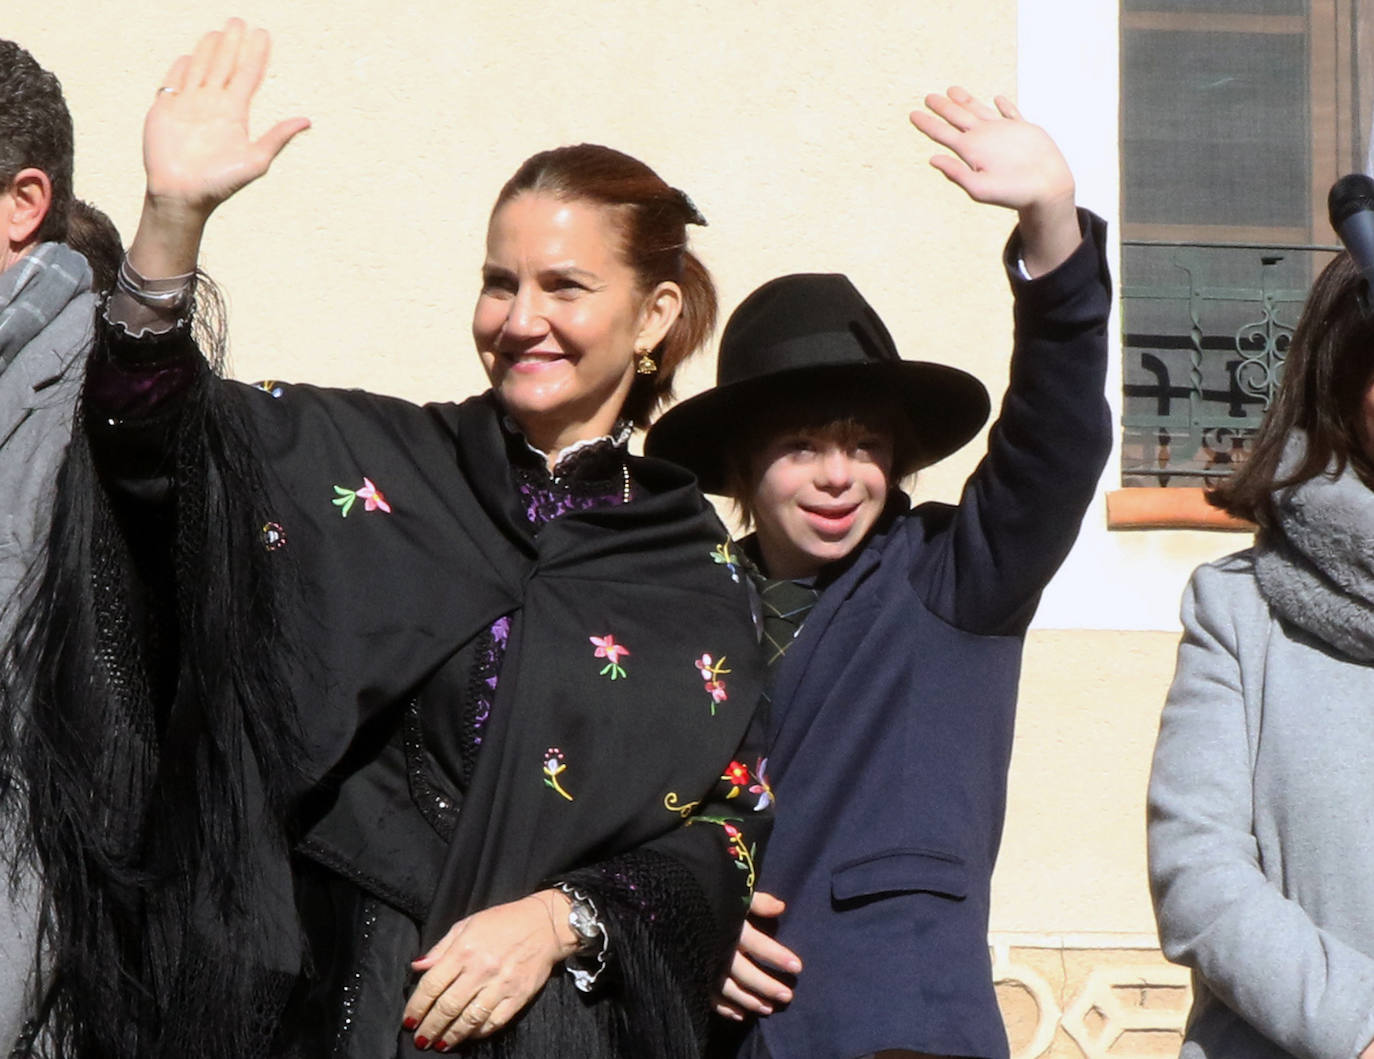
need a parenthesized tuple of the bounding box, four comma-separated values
(130, 20, 309, 277)
(909, 87, 1079, 277)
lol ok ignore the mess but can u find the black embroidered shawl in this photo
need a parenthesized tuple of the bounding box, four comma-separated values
(11, 319, 770, 1059)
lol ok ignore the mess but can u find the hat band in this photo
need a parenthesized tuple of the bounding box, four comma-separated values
(719, 328, 894, 386)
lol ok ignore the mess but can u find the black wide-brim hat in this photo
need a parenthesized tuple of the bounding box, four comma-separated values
(646, 272, 990, 495)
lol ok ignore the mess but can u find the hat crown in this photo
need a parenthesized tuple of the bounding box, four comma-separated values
(644, 270, 991, 495)
(717, 273, 901, 387)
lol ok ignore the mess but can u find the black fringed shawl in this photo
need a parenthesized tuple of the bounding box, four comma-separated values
(10, 317, 770, 1058)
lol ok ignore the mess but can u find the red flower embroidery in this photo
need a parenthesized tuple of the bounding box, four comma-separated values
(723, 760, 749, 798)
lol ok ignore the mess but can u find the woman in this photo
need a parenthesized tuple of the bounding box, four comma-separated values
(8, 21, 768, 1059)
(647, 90, 1110, 1058)
(1148, 247, 1374, 1059)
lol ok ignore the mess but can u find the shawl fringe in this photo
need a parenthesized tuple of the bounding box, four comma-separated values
(2, 294, 308, 1057)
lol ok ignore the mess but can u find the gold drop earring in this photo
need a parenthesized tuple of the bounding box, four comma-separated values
(635, 347, 657, 375)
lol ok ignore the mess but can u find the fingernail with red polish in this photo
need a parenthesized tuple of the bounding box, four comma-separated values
(414, 1036, 428, 1050)
(435, 1043, 450, 1054)
(402, 1017, 418, 1031)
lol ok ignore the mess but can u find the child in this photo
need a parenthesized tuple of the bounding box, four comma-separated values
(645, 88, 1111, 1059)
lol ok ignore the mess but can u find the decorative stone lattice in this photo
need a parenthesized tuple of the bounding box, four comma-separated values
(992, 937, 1191, 1059)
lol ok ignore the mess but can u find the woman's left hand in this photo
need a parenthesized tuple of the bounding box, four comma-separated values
(404, 890, 579, 1049)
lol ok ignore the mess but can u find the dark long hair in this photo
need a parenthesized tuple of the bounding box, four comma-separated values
(1208, 251, 1374, 527)
(492, 144, 717, 426)
(1, 281, 307, 1058)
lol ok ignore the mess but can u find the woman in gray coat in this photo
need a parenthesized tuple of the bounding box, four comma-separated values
(1149, 250, 1374, 1059)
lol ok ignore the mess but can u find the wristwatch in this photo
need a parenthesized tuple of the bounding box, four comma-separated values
(554, 883, 610, 991)
(567, 893, 602, 951)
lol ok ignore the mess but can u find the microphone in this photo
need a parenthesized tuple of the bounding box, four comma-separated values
(1329, 174, 1374, 305)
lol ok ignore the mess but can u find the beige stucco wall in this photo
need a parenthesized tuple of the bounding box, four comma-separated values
(11, 0, 1018, 483)
(996, 629, 1181, 937)
(9, 3, 1248, 1054)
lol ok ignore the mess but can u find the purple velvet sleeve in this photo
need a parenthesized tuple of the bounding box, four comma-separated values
(85, 330, 200, 422)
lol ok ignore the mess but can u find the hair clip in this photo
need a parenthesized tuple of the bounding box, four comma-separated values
(671, 187, 708, 227)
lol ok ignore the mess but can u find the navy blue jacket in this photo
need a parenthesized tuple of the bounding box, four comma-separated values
(742, 213, 1111, 1059)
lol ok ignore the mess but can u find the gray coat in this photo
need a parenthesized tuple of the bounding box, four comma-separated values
(1149, 550, 1374, 1059)
(0, 283, 92, 1050)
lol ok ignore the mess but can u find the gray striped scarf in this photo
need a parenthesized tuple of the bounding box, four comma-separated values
(0, 241, 91, 374)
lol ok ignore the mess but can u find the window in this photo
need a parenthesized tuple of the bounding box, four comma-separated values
(1117, 1, 1365, 503)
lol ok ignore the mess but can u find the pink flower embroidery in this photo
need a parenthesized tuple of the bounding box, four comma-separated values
(591, 635, 630, 680)
(357, 478, 392, 513)
(332, 477, 392, 517)
(695, 654, 732, 714)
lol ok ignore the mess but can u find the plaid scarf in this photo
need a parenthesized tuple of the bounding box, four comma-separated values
(0, 241, 91, 374)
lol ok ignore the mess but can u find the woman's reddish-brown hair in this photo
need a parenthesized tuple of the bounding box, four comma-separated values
(492, 144, 716, 426)
(1208, 251, 1374, 527)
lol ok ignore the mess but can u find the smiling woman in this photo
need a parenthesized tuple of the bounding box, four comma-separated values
(473, 191, 681, 456)
(474, 142, 716, 439)
(3, 22, 768, 1059)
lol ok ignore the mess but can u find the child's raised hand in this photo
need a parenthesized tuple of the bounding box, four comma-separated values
(910, 87, 1079, 276)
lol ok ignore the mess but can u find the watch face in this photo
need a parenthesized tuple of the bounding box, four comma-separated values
(569, 900, 599, 941)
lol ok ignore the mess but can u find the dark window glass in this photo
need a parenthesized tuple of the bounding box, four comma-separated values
(1116, 1, 1358, 488)
(1122, 30, 1308, 229)
(1125, 0, 1304, 13)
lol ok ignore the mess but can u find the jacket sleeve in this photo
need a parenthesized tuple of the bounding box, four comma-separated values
(1148, 562, 1374, 1059)
(922, 209, 1112, 635)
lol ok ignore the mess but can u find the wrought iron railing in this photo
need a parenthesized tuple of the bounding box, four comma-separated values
(1120, 238, 1338, 487)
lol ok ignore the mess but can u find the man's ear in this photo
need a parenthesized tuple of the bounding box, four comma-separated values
(4, 168, 53, 247)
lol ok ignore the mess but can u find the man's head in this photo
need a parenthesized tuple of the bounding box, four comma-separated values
(0, 40, 74, 270)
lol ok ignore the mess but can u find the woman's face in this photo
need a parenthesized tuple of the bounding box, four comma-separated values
(473, 192, 678, 455)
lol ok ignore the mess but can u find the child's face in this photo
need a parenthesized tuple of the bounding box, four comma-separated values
(749, 423, 894, 579)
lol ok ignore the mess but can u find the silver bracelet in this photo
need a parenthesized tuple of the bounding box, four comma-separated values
(115, 255, 196, 308)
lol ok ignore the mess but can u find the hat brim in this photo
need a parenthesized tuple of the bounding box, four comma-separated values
(646, 360, 990, 496)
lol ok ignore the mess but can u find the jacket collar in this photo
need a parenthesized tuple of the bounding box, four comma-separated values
(764, 491, 909, 746)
